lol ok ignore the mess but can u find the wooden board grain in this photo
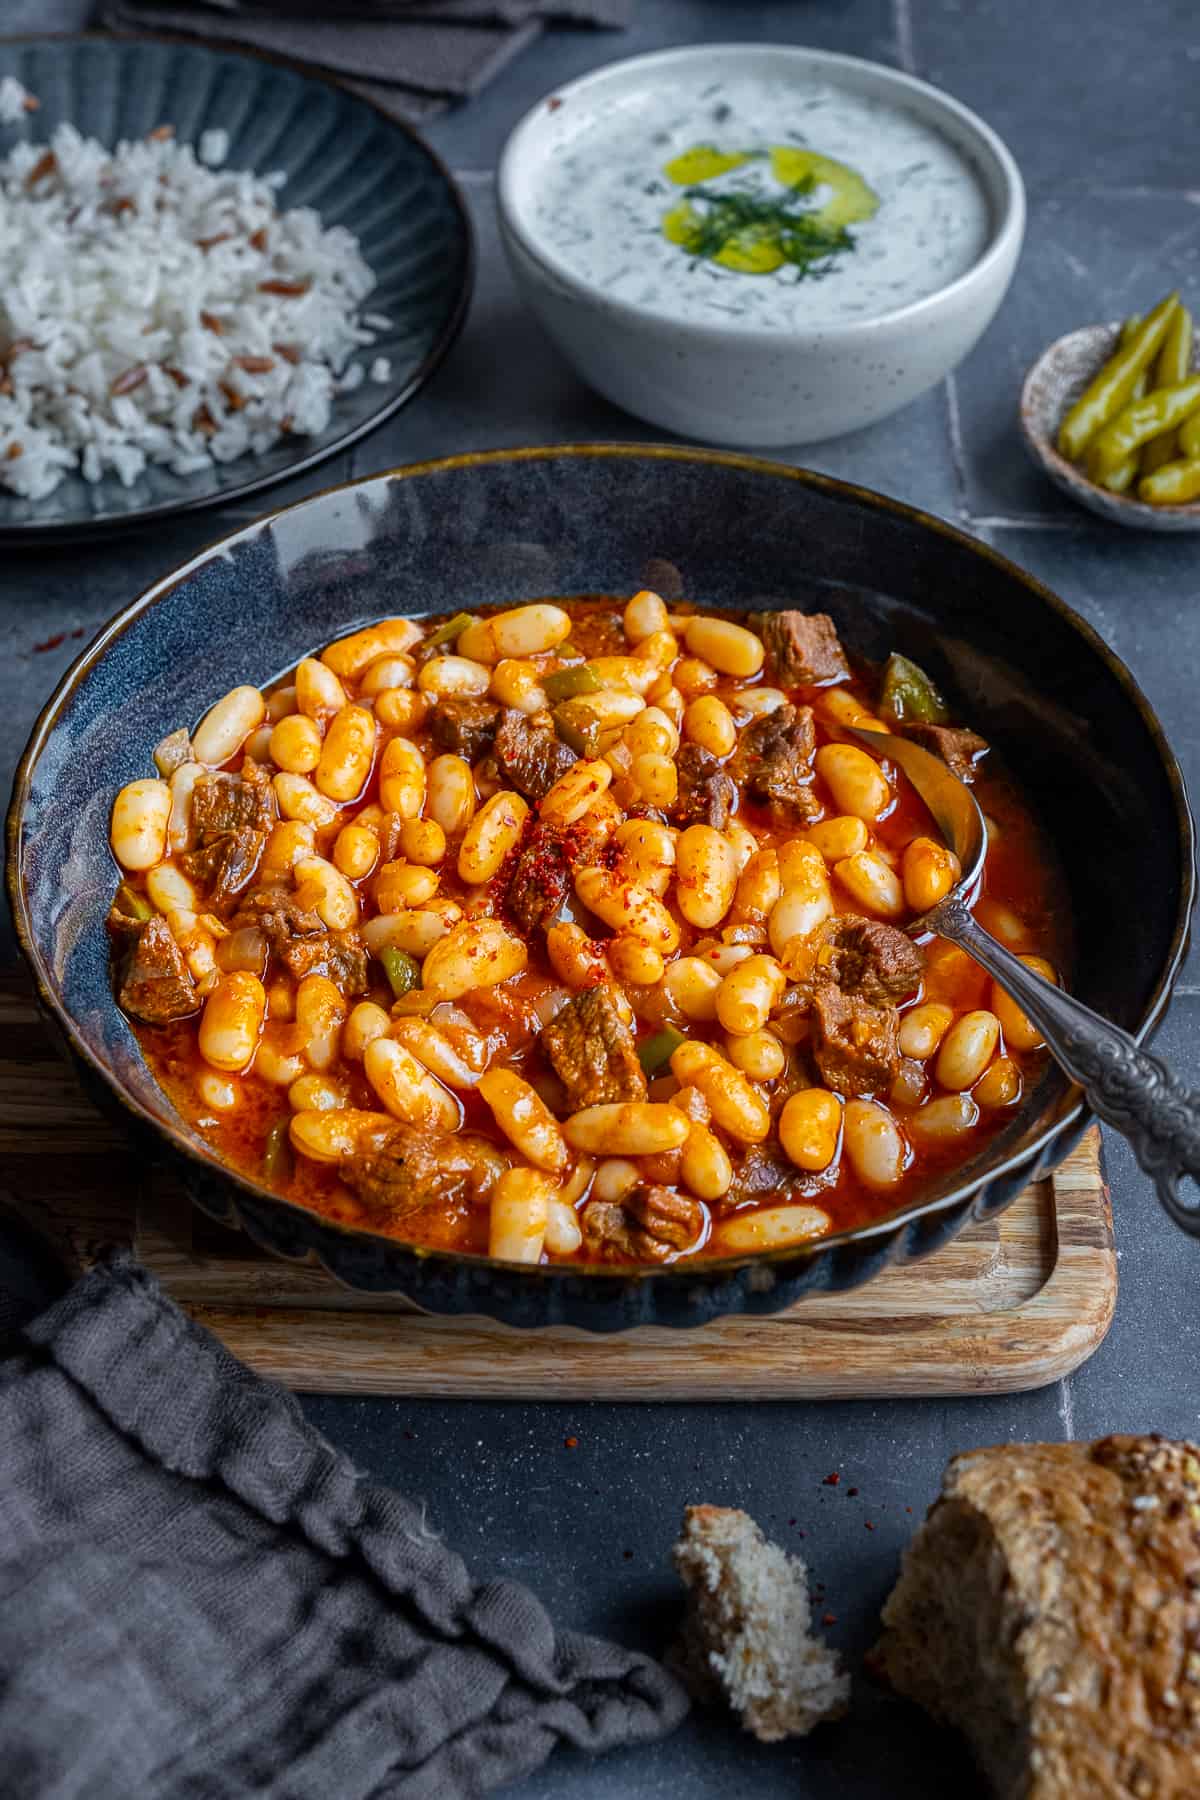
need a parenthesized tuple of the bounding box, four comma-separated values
(0, 976, 1115, 1399)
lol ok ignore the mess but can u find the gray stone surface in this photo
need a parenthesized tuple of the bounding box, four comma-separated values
(5, 4, 1200, 1796)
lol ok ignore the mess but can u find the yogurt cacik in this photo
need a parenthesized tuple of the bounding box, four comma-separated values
(531, 72, 993, 332)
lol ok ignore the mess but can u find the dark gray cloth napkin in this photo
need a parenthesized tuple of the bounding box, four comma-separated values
(97, 0, 633, 120)
(0, 1250, 686, 1798)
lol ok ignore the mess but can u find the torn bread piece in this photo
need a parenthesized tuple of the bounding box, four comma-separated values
(871, 1436, 1200, 1799)
(671, 1504, 849, 1742)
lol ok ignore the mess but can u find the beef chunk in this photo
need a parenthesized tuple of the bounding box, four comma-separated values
(811, 979, 899, 1097)
(732, 704, 821, 824)
(540, 984, 647, 1110)
(430, 695, 500, 764)
(344, 1122, 503, 1227)
(581, 1184, 703, 1263)
(816, 917, 924, 1006)
(902, 723, 989, 783)
(180, 825, 266, 909)
(189, 758, 275, 838)
(754, 610, 850, 687)
(233, 889, 369, 995)
(117, 914, 198, 1025)
(494, 708, 577, 802)
(506, 823, 571, 933)
(672, 742, 737, 829)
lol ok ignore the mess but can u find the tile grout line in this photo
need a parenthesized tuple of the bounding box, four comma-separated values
(1057, 1376, 1075, 1441)
(940, 373, 972, 525)
(893, 0, 916, 73)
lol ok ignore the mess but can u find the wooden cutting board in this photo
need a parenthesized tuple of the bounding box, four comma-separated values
(0, 975, 1114, 1399)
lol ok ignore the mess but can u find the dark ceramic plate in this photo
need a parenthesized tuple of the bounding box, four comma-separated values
(8, 447, 1195, 1330)
(0, 36, 472, 545)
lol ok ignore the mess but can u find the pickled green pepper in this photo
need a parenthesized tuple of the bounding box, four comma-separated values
(1057, 290, 1179, 462)
(1088, 375, 1200, 486)
(1141, 304, 1194, 476)
(1138, 458, 1200, 505)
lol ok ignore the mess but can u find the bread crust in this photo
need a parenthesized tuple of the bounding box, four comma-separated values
(671, 1503, 848, 1742)
(872, 1436, 1200, 1798)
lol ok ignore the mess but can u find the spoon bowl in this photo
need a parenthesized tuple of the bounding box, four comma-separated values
(852, 724, 1200, 1233)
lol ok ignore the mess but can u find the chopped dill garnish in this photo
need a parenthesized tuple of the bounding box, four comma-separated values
(676, 178, 853, 279)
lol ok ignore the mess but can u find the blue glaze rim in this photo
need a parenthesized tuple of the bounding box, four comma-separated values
(7, 445, 1195, 1330)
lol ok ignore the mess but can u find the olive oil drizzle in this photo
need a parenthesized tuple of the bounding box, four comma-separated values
(660, 141, 879, 280)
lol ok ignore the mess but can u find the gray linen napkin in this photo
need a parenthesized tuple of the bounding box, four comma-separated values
(0, 1250, 687, 1798)
(98, 0, 632, 120)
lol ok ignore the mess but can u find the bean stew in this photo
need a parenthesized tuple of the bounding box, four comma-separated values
(106, 595, 1070, 1266)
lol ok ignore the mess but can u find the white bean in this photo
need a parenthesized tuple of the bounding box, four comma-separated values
(111, 779, 171, 870)
(192, 686, 265, 766)
(842, 1098, 907, 1187)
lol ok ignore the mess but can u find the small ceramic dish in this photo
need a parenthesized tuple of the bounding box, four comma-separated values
(0, 35, 472, 544)
(1021, 322, 1200, 532)
(497, 44, 1025, 446)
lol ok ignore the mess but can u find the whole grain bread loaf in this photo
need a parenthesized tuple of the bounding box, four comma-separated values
(671, 1504, 848, 1742)
(871, 1436, 1200, 1798)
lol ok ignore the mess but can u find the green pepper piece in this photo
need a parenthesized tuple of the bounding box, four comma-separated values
(262, 1117, 292, 1184)
(422, 610, 475, 652)
(379, 946, 421, 999)
(1088, 376, 1200, 484)
(1057, 290, 1179, 462)
(638, 1024, 686, 1077)
(113, 882, 154, 925)
(1138, 456, 1200, 505)
(553, 696, 606, 757)
(1140, 305, 1194, 477)
(543, 663, 602, 703)
(878, 652, 950, 726)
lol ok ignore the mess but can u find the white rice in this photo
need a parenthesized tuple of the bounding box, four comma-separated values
(0, 114, 384, 499)
(0, 78, 36, 124)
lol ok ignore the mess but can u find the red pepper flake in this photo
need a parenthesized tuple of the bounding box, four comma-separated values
(33, 633, 65, 653)
(864, 1521, 875, 1531)
(147, 124, 175, 142)
(788, 1518, 797, 1526)
(22, 95, 39, 113)
(195, 232, 233, 253)
(402, 1429, 416, 1441)
(163, 366, 190, 389)
(0, 379, 11, 397)
(622, 1548, 633, 1560)
(70, 627, 84, 638)
(218, 381, 246, 413)
(249, 226, 268, 252)
(232, 354, 276, 374)
(5, 442, 22, 461)
(258, 278, 311, 297)
(564, 1435, 578, 1449)
(273, 341, 302, 365)
(192, 404, 218, 437)
(821, 1612, 837, 1626)
(905, 1506, 913, 1513)
(847, 1486, 859, 1497)
(796, 1530, 806, 1538)
(200, 311, 225, 336)
(26, 149, 57, 187)
(547, 96, 563, 112)
(822, 1472, 840, 1486)
(109, 195, 136, 217)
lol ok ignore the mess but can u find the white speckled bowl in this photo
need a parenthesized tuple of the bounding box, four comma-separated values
(497, 44, 1025, 447)
(1021, 322, 1200, 531)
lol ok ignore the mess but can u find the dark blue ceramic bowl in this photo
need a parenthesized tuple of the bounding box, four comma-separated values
(7, 447, 1195, 1329)
(0, 35, 472, 543)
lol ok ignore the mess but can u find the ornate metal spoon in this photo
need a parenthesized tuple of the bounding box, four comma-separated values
(850, 726, 1200, 1235)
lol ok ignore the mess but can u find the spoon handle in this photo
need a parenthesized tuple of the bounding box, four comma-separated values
(935, 897, 1200, 1235)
